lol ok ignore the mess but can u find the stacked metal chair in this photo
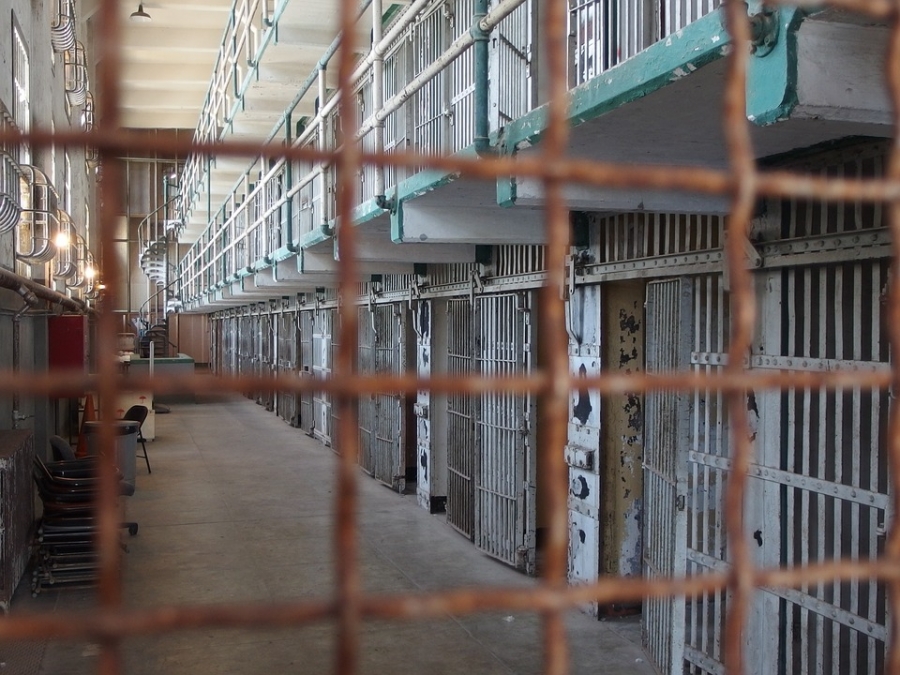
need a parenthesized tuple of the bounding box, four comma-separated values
(31, 448, 137, 595)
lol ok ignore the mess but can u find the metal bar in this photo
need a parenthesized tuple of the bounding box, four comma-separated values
(683, 644, 727, 675)
(334, 0, 363, 668)
(799, 268, 813, 675)
(687, 549, 888, 642)
(539, 3, 572, 655)
(688, 450, 889, 511)
(719, 0, 757, 672)
(584, 251, 725, 280)
(691, 352, 891, 373)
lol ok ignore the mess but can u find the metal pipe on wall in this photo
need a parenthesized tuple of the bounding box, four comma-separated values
(0, 267, 89, 314)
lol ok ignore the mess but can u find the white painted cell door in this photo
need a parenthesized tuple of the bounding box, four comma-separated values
(414, 300, 434, 510)
(373, 303, 407, 491)
(311, 308, 334, 447)
(642, 279, 692, 674)
(565, 283, 603, 613)
(474, 292, 536, 573)
(747, 261, 890, 675)
(275, 311, 298, 426)
(446, 297, 476, 539)
(298, 310, 315, 435)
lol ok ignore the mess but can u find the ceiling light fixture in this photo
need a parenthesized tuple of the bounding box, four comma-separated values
(130, 3, 151, 22)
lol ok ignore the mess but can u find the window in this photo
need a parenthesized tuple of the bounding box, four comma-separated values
(51, 121, 57, 185)
(65, 151, 72, 214)
(12, 19, 30, 164)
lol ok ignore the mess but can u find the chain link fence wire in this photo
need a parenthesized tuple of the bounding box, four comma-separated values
(1, 0, 900, 673)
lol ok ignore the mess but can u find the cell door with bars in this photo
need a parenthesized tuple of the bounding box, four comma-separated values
(357, 305, 376, 475)
(276, 311, 298, 426)
(642, 278, 693, 674)
(209, 318, 220, 375)
(239, 313, 255, 381)
(258, 312, 275, 411)
(212, 319, 219, 373)
(330, 308, 342, 454)
(747, 261, 890, 675)
(682, 273, 731, 674)
(222, 316, 235, 376)
(474, 292, 536, 572)
(446, 297, 475, 539)
(235, 315, 244, 377)
(251, 312, 263, 400)
(312, 308, 334, 447)
(372, 303, 408, 491)
(298, 310, 315, 435)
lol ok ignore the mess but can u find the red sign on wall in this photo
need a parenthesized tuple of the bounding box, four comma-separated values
(48, 315, 88, 371)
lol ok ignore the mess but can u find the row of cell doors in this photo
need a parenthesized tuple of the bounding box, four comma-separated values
(279, 308, 337, 447)
(212, 312, 276, 410)
(210, 293, 538, 573)
(643, 264, 890, 675)
(211, 308, 336, 445)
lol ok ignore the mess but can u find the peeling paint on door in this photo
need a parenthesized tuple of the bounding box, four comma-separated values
(565, 284, 603, 613)
(601, 283, 645, 586)
(416, 301, 433, 510)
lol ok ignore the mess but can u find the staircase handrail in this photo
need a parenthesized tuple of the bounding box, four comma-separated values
(137, 276, 182, 329)
(137, 196, 183, 254)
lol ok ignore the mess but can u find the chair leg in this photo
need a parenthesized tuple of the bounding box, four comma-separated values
(138, 435, 151, 474)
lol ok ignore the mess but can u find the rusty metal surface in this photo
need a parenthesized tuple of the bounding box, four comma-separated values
(4, 0, 900, 673)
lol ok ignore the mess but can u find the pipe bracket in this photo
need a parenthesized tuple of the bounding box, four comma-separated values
(750, 9, 779, 57)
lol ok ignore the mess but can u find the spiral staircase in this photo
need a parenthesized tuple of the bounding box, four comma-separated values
(136, 193, 183, 357)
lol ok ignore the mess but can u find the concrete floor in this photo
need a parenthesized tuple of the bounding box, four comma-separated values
(10, 388, 654, 675)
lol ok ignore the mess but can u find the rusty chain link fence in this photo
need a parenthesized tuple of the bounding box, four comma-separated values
(3, 0, 900, 673)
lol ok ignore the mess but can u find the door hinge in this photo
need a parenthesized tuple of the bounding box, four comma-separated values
(676, 494, 686, 511)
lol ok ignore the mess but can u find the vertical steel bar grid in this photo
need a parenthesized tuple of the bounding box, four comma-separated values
(3, 0, 900, 673)
(883, 2, 900, 672)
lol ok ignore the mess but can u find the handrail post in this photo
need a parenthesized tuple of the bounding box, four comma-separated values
(317, 66, 330, 227)
(372, 0, 387, 208)
(472, 0, 493, 157)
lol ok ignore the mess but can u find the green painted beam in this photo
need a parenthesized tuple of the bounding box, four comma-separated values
(346, 146, 478, 229)
(297, 226, 332, 250)
(251, 257, 272, 273)
(270, 245, 296, 263)
(351, 198, 390, 227)
(390, 200, 404, 242)
(746, 9, 806, 125)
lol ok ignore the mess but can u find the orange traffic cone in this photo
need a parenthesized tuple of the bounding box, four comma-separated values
(75, 394, 96, 458)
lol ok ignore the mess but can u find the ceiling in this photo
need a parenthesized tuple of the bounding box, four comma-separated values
(81, 0, 360, 132)
(82, 0, 236, 130)
(81, 0, 379, 239)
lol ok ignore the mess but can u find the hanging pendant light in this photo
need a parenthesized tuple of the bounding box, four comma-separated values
(130, 3, 151, 22)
